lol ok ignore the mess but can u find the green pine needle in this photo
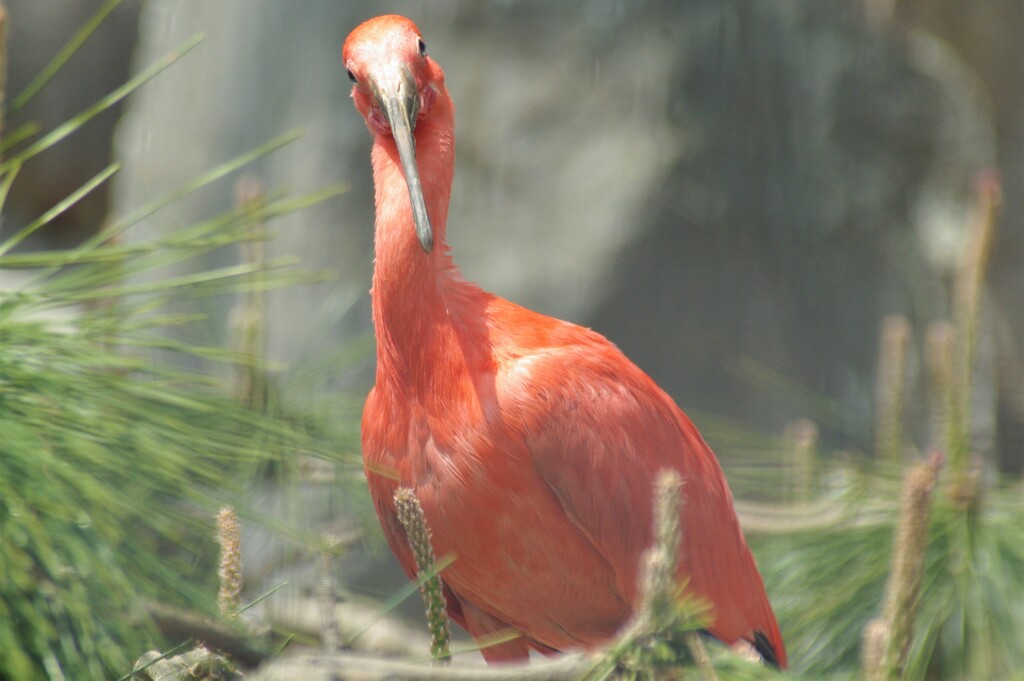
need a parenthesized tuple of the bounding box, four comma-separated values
(1, 32, 204, 174)
(8, 0, 124, 113)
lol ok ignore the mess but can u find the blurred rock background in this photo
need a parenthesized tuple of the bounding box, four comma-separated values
(2, 0, 1022, 619)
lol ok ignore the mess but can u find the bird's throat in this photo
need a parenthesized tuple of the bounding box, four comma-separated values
(369, 102, 458, 388)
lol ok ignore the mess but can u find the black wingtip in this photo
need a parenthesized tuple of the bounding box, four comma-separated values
(752, 630, 781, 668)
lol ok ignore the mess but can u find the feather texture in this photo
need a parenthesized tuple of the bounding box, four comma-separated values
(346, 14, 786, 667)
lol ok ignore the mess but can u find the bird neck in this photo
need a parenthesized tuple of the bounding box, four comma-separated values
(369, 90, 478, 391)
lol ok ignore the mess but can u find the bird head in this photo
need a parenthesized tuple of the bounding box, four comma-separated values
(343, 15, 443, 253)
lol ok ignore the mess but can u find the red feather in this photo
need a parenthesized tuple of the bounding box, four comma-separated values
(346, 14, 786, 667)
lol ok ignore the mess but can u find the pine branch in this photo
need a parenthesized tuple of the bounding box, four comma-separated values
(217, 506, 243, 619)
(394, 488, 452, 665)
(248, 651, 590, 681)
(862, 454, 941, 681)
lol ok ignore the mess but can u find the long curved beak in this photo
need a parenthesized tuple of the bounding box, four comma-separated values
(373, 66, 434, 253)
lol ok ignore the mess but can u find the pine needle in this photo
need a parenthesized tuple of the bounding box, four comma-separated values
(8, 0, 124, 113)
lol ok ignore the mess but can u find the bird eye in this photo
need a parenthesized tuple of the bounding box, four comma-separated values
(417, 38, 427, 57)
(346, 68, 358, 83)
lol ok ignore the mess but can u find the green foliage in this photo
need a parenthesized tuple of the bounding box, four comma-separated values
(0, 10, 359, 678)
(0, 183, 349, 679)
(908, 497, 1024, 680)
(753, 500, 892, 675)
(1, 292, 269, 679)
(753, 482, 1024, 680)
(595, 613, 715, 681)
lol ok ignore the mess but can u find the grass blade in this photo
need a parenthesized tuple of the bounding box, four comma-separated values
(0, 122, 41, 153)
(345, 554, 457, 646)
(1, 33, 204, 173)
(235, 581, 288, 617)
(99, 126, 305, 239)
(54, 258, 297, 302)
(0, 165, 19, 216)
(14, 129, 306, 293)
(0, 163, 119, 259)
(9, 0, 124, 114)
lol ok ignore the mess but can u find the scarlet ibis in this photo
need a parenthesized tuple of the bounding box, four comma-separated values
(343, 15, 786, 667)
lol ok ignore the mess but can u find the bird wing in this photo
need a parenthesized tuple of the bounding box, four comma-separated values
(496, 335, 785, 665)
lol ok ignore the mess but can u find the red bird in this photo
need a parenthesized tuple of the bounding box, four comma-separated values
(344, 15, 786, 667)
